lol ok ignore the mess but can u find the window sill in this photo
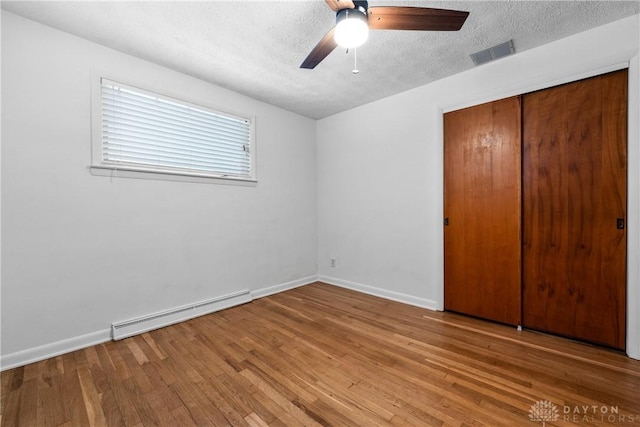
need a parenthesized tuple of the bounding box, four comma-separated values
(89, 165, 257, 186)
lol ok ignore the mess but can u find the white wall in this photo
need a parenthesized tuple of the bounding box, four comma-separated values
(317, 15, 640, 358)
(1, 11, 318, 367)
(3, 10, 639, 368)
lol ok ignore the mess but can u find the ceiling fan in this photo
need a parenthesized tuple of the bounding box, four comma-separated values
(301, 0, 470, 69)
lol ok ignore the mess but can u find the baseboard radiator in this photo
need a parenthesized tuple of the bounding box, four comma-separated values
(111, 289, 252, 340)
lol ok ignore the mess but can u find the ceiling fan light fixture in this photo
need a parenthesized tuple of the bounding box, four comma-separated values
(300, 1, 469, 70)
(334, 7, 369, 49)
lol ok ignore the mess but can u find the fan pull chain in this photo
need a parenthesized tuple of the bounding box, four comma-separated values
(353, 48, 360, 74)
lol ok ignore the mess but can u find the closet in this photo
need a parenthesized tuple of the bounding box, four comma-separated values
(444, 69, 628, 350)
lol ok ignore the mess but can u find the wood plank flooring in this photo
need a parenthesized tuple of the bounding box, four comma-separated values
(2, 282, 640, 426)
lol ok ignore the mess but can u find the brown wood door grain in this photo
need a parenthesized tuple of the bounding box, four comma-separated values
(522, 70, 627, 350)
(444, 97, 522, 326)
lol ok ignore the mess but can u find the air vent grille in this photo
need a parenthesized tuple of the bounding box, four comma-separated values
(470, 40, 515, 66)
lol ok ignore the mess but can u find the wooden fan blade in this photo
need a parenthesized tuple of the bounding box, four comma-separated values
(325, 0, 355, 11)
(300, 27, 338, 69)
(368, 7, 469, 31)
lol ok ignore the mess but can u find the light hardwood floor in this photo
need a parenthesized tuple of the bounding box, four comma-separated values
(2, 282, 640, 426)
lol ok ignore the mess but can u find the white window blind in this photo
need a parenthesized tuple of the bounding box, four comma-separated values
(100, 79, 253, 179)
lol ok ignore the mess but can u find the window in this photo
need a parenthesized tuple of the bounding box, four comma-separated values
(91, 78, 255, 182)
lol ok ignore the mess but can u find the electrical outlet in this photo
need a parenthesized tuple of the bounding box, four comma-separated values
(330, 258, 336, 268)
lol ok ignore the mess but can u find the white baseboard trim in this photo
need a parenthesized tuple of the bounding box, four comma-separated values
(0, 329, 112, 372)
(1, 275, 430, 371)
(251, 275, 318, 299)
(318, 275, 440, 311)
(1, 276, 319, 371)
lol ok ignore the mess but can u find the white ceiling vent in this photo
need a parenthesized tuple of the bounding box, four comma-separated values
(470, 40, 515, 66)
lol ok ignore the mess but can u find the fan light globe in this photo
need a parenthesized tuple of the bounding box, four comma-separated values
(334, 9, 369, 49)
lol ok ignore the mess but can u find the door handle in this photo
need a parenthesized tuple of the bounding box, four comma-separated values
(617, 218, 625, 229)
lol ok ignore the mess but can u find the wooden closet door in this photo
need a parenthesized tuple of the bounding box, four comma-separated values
(522, 70, 627, 350)
(444, 97, 522, 325)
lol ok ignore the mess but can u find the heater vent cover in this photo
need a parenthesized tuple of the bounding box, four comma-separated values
(111, 289, 252, 340)
(470, 40, 515, 66)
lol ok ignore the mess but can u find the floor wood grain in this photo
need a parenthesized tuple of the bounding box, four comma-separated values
(2, 282, 640, 426)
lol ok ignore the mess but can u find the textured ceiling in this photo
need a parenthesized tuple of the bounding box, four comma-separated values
(3, 1, 639, 119)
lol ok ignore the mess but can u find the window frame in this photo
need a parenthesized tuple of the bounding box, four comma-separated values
(90, 72, 257, 184)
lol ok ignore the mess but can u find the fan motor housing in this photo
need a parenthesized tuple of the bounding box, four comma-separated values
(336, 1, 368, 24)
(353, 0, 369, 10)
